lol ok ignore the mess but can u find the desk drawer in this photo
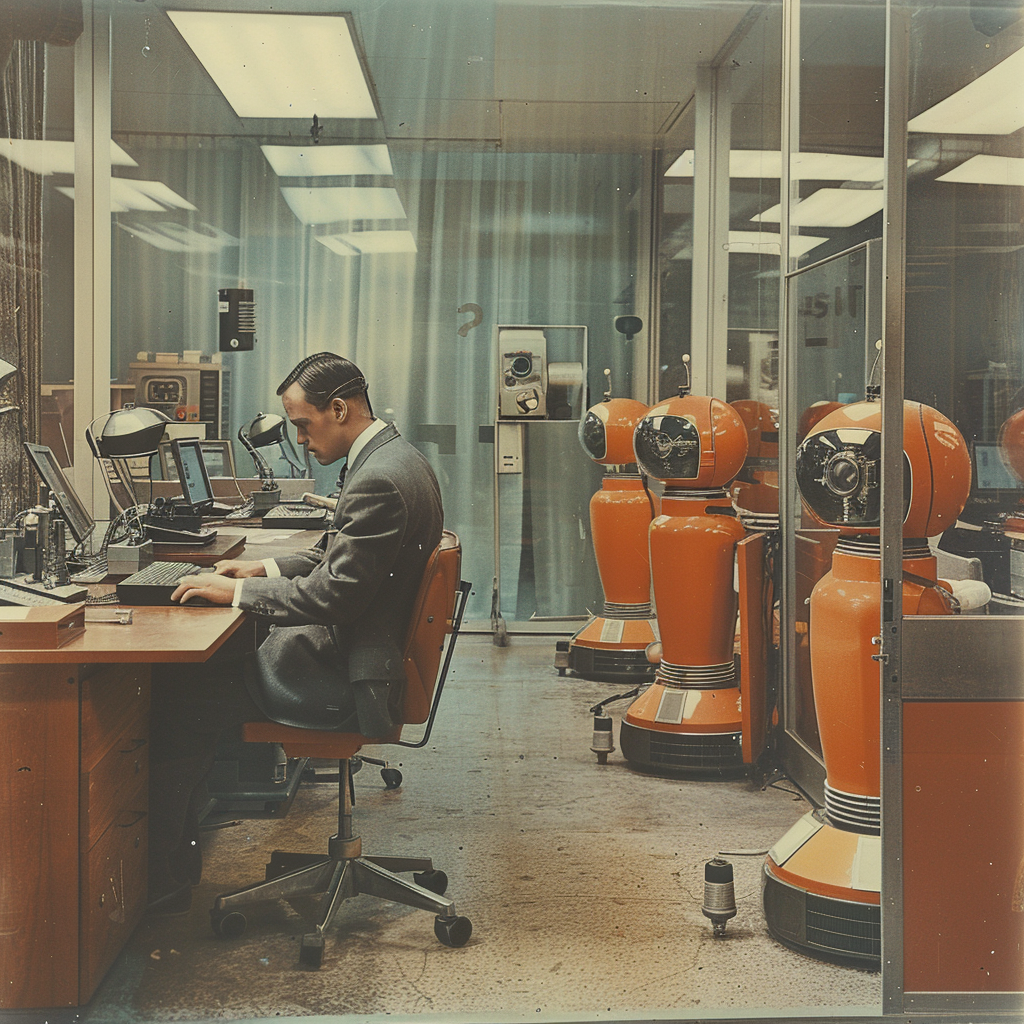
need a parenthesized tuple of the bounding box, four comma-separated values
(79, 806, 148, 1002)
(81, 666, 150, 771)
(80, 711, 148, 852)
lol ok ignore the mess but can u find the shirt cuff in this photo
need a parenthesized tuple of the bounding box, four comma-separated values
(262, 558, 281, 578)
(232, 579, 244, 608)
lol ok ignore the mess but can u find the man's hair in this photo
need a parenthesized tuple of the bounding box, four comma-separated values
(277, 352, 372, 414)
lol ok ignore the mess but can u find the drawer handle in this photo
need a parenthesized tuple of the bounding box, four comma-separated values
(119, 738, 147, 754)
(117, 810, 147, 829)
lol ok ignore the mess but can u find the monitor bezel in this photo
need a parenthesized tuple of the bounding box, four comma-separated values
(23, 441, 96, 545)
(170, 437, 216, 510)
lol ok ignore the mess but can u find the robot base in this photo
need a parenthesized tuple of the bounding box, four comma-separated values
(762, 810, 880, 971)
(558, 616, 658, 683)
(618, 719, 743, 774)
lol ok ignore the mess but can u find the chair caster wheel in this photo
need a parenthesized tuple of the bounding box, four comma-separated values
(210, 909, 247, 939)
(434, 914, 472, 947)
(381, 767, 403, 789)
(414, 869, 448, 895)
(300, 932, 325, 968)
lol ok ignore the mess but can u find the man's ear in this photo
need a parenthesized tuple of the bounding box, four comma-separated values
(332, 398, 348, 422)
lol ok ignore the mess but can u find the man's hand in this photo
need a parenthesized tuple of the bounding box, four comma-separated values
(213, 559, 267, 579)
(171, 572, 238, 606)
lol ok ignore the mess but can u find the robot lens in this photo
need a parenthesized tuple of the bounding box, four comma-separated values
(510, 355, 533, 378)
(824, 454, 861, 496)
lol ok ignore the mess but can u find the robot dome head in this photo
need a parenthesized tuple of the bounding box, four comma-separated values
(998, 407, 1024, 484)
(796, 400, 971, 537)
(633, 395, 748, 488)
(731, 400, 778, 460)
(578, 397, 649, 465)
(797, 401, 845, 443)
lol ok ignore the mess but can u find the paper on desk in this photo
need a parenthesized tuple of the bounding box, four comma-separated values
(0, 608, 31, 620)
(241, 530, 303, 543)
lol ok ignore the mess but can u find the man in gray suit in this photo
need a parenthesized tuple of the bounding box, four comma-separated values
(147, 352, 443, 913)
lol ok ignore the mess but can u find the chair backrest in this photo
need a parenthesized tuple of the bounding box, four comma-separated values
(400, 530, 462, 726)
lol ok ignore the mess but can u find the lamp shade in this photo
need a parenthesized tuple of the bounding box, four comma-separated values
(245, 412, 287, 448)
(88, 405, 171, 458)
(0, 357, 16, 389)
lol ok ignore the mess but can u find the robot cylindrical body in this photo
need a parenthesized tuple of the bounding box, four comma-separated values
(763, 398, 971, 970)
(619, 393, 749, 772)
(590, 477, 653, 609)
(563, 396, 657, 682)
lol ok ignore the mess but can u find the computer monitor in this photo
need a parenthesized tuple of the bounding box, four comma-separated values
(23, 442, 96, 545)
(170, 437, 215, 511)
(159, 439, 235, 480)
(972, 441, 1024, 495)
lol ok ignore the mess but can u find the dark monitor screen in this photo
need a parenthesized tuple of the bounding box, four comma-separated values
(171, 437, 215, 508)
(23, 442, 96, 544)
(973, 442, 1023, 494)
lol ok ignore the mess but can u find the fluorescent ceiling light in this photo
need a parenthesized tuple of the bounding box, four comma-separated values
(317, 230, 417, 255)
(937, 154, 1024, 186)
(261, 144, 393, 178)
(753, 188, 884, 228)
(0, 138, 136, 176)
(168, 11, 377, 120)
(280, 186, 406, 225)
(56, 178, 194, 213)
(665, 149, 909, 182)
(672, 230, 828, 260)
(118, 221, 239, 253)
(909, 45, 1024, 135)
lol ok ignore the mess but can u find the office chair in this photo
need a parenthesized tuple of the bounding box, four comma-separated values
(209, 530, 472, 968)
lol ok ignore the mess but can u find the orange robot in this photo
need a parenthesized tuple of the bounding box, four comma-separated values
(618, 367, 750, 772)
(557, 377, 656, 682)
(762, 397, 971, 969)
(730, 399, 779, 524)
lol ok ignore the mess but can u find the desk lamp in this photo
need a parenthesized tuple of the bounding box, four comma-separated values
(86, 404, 172, 545)
(556, 370, 656, 683)
(762, 397, 971, 969)
(238, 412, 287, 513)
(617, 356, 750, 774)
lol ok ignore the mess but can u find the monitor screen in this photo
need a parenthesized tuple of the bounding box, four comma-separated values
(171, 437, 215, 508)
(23, 442, 96, 544)
(973, 442, 1023, 493)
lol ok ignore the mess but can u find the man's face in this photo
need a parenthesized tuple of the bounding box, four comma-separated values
(281, 382, 350, 465)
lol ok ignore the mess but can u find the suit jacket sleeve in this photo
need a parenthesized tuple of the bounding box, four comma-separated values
(238, 467, 408, 627)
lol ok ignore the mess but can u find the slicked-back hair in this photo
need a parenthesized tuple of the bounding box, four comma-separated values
(277, 352, 373, 415)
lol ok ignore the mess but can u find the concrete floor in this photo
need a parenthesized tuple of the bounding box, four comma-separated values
(83, 635, 881, 1024)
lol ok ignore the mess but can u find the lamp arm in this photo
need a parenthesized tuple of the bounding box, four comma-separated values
(237, 425, 277, 491)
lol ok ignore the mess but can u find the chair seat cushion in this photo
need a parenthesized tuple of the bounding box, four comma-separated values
(241, 721, 402, 758)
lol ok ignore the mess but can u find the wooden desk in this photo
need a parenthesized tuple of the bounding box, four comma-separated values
(0, 604, 247, 1009)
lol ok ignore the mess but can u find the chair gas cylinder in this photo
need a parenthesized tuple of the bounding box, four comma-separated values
(618, 356, 750, 774)
(558, 369, 657, 683)
(701, 857, 737, 936)
(762, 397, 971, 970)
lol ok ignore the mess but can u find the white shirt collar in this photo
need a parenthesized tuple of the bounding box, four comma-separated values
(345, 417, 389, 470)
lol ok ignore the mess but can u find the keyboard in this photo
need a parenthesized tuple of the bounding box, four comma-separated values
(115, 561, 206, 606)
(0, 578, 88, 606)
(261, 505, 329, 530)
(71, 556, 109, 584)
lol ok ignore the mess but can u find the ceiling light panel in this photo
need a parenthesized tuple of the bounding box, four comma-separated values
(280, 186, 406, 225)
(937, 154, 1024, 186)
(167, 11, 377, 120)
(262, 144, 394, 178)
(57, 179, 178, 213)
(753, 188, 884, 228)
(318, 230, 417, 255)
(908, 45, 1024, 135)
(666, 149, 908, 182)
(0, 138, 136, 175)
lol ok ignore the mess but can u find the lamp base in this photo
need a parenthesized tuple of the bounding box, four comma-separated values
(250, 488, 282, 514)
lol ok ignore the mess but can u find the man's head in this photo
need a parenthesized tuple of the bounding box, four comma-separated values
(277, 352, 375, 465)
